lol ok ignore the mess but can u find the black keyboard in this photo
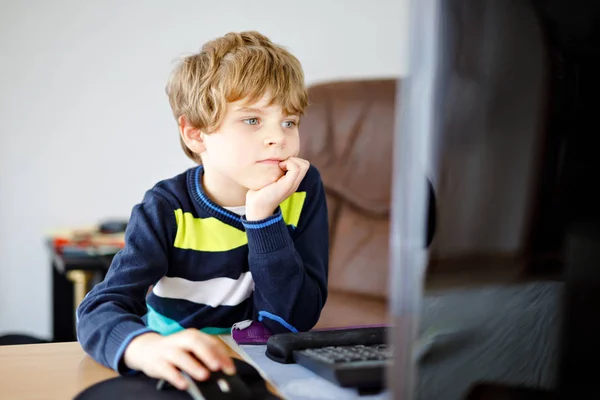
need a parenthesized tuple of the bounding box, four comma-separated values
(293, 344, 392, 388)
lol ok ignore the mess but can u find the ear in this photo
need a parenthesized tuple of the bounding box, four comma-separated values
(178, 115, 206, 154)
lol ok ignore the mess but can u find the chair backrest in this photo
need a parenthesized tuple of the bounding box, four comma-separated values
(299, 79, 398, 300)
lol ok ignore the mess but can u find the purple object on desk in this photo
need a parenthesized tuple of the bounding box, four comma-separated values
(232, 320, 274, 345)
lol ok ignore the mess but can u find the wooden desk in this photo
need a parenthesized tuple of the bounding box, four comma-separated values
(0, 339, 280, 400)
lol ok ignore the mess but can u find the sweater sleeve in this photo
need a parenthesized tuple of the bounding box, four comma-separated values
(242, 166, 329, 333)
(75, 189, 176, 373)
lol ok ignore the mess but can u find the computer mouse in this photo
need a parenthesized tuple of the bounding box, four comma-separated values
(157, 369, 253, 400)
(74, 357, 275, 400)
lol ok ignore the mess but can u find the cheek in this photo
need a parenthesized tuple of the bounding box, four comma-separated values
(207, 134, 249, 162)
(289, 134, 300, 155)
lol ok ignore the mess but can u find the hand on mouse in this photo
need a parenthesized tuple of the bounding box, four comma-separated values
(245, 157, 310, 221)
(123, 329, 236, 390)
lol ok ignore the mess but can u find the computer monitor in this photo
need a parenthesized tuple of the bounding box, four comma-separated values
(389, 0, 600, 398)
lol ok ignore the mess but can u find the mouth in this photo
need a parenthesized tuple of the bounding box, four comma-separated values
(257, 158, 284, 165)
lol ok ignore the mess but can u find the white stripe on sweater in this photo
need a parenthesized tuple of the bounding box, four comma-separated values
(152, 272, 254, 307)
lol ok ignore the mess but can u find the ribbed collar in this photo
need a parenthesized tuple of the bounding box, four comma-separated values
(187, 166, 245, 231)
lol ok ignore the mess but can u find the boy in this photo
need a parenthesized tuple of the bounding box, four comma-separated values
(76, 31, 329, 390)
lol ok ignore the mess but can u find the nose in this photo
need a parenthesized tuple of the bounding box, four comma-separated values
(263, 125, 286, 148)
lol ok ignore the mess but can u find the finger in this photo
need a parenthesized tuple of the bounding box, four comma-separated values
(201, 336, 236, 375)
(284, 158, 302, 179)
(284, 159, 305, 194)
(168, 350, 210, 381)
(293, 159, 309, 189)
(216, 350, 236, 375)
(158, 363, 189, 391)
(277, 159, 301, 187)
(186, 333, 235, 375)
(211, 338, 237, 375)
(278, 159, 290, 171)
(287, 156, 308, 165)
(286, 158, 308, 190)
(279, 158, 297, 172)
(287, 157, 309, 174)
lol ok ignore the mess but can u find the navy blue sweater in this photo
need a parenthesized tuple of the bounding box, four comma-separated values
(76, 165, 329, 373)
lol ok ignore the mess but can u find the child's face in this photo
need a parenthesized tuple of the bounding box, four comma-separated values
(201, 93, 300, 191)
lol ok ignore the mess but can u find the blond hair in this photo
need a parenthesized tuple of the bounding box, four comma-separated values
(166, 31, 308, 163)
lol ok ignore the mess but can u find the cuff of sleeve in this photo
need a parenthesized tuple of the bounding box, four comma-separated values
(242, 208, 292, 254)
(106, 321, 155, 375)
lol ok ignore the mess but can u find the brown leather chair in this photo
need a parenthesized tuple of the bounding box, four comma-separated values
(301, 78, 547, 329)
(299, 79, 435, 329)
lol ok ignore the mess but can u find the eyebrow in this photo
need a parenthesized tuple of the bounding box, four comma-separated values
(235, 107, 265, 114)
(234, 106, 300, 118)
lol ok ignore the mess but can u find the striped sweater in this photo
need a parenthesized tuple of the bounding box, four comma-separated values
(76, 165, 329, 373)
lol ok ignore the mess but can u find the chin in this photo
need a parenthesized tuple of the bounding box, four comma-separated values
(244, 170, 283, 191)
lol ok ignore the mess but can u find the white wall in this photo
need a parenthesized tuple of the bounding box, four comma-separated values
(0, 0, 409, 338)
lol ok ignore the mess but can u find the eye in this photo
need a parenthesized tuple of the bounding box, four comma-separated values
(282, 120, 298, 128)
(242, 118, 259, 125)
